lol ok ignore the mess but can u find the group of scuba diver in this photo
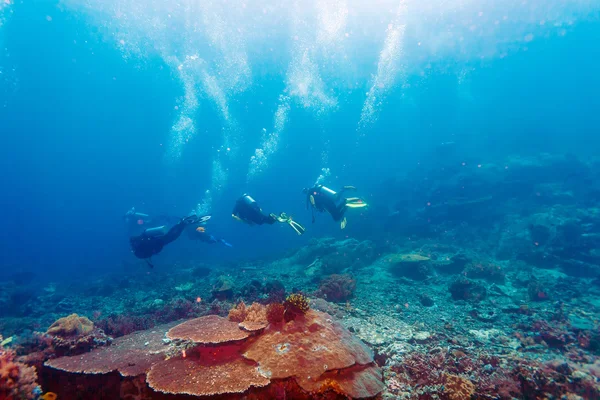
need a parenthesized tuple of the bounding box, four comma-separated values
(125, 184, 368, 268)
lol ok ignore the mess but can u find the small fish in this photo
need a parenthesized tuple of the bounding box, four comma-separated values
(40, 393, 58, 400)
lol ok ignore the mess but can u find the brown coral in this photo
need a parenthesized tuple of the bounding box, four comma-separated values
(242, 310, 373, 382)
(167, 315, 249, 344)
(45, 321, 178, 377)
(229, 302, 268, 331)
(266, 303, 285, 324)
(45, 311, 384, 399)
(46, 313, 94, 338)
(301, 363, 384, 399)
(444, 374, 475, 400)
(146, 345, 269, 396)
(227, 301, 247, 322)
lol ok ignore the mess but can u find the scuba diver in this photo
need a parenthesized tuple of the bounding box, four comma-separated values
(303, 184, 367, 229)
(232, 194, 305, 235)
(130, 215, 210, 268)
(124, 207, 153, 235)
(186, 221, 233, 247)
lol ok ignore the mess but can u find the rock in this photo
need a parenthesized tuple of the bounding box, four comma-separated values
(386, 254, 433, 280)
(569, 314, 595, 331)
(412, 331, 432, 343)
(449, 278, 486, 302)
(419, 294, 435, 307)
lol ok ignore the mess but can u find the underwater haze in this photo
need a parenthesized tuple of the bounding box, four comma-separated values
(2, 0, 599, 279)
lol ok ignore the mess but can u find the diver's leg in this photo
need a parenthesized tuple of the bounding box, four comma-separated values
(161, 221, 187, 245)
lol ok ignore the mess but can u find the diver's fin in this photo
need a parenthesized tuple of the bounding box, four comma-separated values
(288, 219, 306, 235)
(345, 198, 367, 208)
(183, 214, 210, 225)
(219, 239, 233, 248)
(340, 217, 347, 230)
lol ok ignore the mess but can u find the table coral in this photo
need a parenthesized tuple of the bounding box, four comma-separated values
(242, 310, 373, 381)
(45, 321, 178, 377)
(167, 315, 250, 344)
(146, 345, 270, 396)
(44, 311, 384, 399)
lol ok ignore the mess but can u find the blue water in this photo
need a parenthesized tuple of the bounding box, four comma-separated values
(1, 1, 599, 282)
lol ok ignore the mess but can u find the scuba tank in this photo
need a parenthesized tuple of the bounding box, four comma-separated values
(143, 226, 167, 237)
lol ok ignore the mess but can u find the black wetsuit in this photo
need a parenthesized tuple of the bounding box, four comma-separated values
(307, 185, 347, 221)
(232, 194, 276, 225)
(130, 219, 188, 259)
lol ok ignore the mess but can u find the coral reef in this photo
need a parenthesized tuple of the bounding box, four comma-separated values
(4, 153, 600, 399)
(316, 274, 356, 302)
(43, 311, 384, 399)
(0, 335, 40, 400)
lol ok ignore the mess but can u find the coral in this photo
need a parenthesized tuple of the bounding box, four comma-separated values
(532, 320, 572, 348)
(528, 277, 551, 301)
(297, 363, 383, 399)
(264, 280, 286, 303)
(245, 303, 267, 323)
(293, 238, 378, 275)
(95, 314, 152, 337)
(50, 328, 111, 357)
(464, 261, 505, 283)
(1, 335, 40, 400)
(240, 280, 263, 302)
(212, 276, 234, 300)
(283, 293, 310, 321)
(146, 345, 270, 397)
(242, 310, 376, 393)
(443, 373, 475, 400)
(46, 313, 94, 338)
(391, 349, 523, 399)
(449, 278, 486, 301)
(227, 301, 247, 323)
(45, 311, 383, 399)
(386, 253, 433, 280)
(228, 302, 268, 331)
(419, 293, 435, 307)
(45, 321, 179, 377)
(266, 303, 285, 325)
(316, 274, 356, 302)
(167, 315, 249, 344)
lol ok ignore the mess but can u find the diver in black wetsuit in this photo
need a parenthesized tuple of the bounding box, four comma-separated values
(303, 185, 367, 229)
(130, 215, 210, 267)
(232, 194, 305, 235)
